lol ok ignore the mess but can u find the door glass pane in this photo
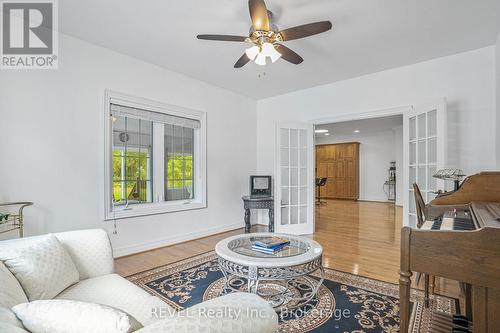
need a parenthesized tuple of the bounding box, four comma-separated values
(410, 142, 416, 165)
(281, 167, 289, 186)
(427, 110, 437, 137)
(409, 214, 417, 228)
(291, 188, 299, 205)
(418, 114, 426, 139)
(300, 149, 307, 167)
(280, 129, 289, 147)
(299, 206, 307, 224)
(290, 148, 298, 167)
(418, 140, 426, 164)
(290, 207, 299, 224)
(409, 117, 416, 141)
(299, 187, 307, 205)
(428, 166, 437, 191)
(281, 207, 289, 225)
(300, 168, 307, 186)
(428, 138, 437, 164)
(409, 167, 416, 188)
(291, 168, 299, 186)
(290, 129, 298, 148)
(409, 191, 416, 214)
(281, 188, 289, 205)
(299, 129, 307, 148)
(281, 149, 289, 166)
(418, 167, 426, 191)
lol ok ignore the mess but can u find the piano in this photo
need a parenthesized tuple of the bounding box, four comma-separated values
(400, 172, 500, 333)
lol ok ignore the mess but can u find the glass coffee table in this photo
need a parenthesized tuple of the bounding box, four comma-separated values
(215, 232, 324, 310)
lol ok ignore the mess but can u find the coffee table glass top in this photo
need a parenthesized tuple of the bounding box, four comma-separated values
(228, 235, 310, 258)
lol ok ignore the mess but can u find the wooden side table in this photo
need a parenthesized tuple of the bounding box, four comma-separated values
(242, 196, 274, 233)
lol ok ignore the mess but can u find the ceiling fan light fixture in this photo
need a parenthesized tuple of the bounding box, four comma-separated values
(245, 45, 260, 61)
(254, 52, 267, 66)
(261, 42, 281, 63)
(197, 0, 333, 68)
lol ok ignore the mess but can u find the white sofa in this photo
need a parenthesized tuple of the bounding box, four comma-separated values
(0, 229, 278, 332)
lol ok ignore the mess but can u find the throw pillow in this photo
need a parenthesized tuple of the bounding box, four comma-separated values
(0, 234, 79, 301)
(12, 300, 132, 333)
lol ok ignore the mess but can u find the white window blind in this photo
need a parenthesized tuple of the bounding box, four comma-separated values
(110, 104, 201, 129)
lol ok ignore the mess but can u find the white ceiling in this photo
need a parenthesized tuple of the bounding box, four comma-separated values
(59, 0, 500, 99)
(315, 115, 403, 137)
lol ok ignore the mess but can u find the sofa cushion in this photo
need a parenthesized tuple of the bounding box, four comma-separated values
(12, 300, 132, 333)
(0, 306, 27, 331)
(0, 234, 79, 301)
(55, 229, 114, 280)
(0, 261, 28, 308)
(56, 273, 171, 330)
(135, 292, 279, 333)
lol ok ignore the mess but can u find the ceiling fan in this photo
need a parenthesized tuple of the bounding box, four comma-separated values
(197, 0, 332, 68)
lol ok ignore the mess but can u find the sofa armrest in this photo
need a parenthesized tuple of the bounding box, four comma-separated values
(55, 229, 114, 280)
(135, 293, 278, 333)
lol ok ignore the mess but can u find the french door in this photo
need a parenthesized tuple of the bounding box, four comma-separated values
(403, 99, 447, 227)
(275, 123, 315, 234)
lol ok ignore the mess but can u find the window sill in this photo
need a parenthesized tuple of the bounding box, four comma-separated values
(104, 200, 206, 220)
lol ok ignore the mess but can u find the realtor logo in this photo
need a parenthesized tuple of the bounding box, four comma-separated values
(1, 0, 58, 69)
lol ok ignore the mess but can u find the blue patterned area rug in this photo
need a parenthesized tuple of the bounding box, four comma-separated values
(127, 251, 458, 333)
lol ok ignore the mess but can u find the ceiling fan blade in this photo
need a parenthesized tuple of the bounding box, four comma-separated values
(197, 34, 248, 42)
(234, 54, 251, 68)
(248, 0, 270, 31)
(279, 21, 332, 41)
(276, 44, 303, 64)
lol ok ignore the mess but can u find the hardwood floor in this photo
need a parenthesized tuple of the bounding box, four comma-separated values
(114, 227, 261, 276)
(115, 199, 460, 300)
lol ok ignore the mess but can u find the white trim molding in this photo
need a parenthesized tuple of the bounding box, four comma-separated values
(112, 222, 242, 257)
(104, 90, 207, 220)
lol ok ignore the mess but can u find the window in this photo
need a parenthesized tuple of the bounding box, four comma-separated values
(105, 91, 206, 219)
(164, 125, 194, 201)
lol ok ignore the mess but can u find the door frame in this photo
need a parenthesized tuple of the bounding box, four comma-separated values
(307, 105, 412, 230)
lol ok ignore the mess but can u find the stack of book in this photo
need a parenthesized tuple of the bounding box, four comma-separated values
(251, 237, 290, 254)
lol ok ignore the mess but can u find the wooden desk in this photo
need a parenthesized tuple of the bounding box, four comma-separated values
(242, 196, 274, 233)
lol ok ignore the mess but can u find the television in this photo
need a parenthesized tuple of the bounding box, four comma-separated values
(250, 176, 272, 198)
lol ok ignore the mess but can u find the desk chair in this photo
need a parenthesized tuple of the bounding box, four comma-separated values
(316, 177, 328, 205)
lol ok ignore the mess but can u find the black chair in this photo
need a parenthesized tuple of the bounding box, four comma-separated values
(315, 177, 328, 204)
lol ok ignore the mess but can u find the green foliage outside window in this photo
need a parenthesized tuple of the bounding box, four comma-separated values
(166, 154, 193, 189)
(113, 150, 150, 202)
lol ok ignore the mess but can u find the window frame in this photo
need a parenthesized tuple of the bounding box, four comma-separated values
(104, 90, 207, 220)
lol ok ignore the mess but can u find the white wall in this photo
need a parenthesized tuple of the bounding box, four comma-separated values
(496, 33, 500, 168)
(257, 47, 497, 199)
(0, 34, 257, 255)
(394, 126, 403, 206)
(316, 128, 401, 203)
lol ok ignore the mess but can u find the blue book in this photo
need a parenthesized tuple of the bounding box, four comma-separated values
(252, 243, 287, 254)
(253, 237, 290, 248)
(251, 247, 277, 254)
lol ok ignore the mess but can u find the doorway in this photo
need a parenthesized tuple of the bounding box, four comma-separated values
(314, 114, 404, 206)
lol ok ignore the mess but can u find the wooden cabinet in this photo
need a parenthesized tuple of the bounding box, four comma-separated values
(316, 142, 359, 200)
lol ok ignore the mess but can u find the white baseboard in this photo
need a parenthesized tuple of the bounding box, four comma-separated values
(113, 222, 243, 257)
(358, 198, 396, 204)
(254, 222, 269, 226)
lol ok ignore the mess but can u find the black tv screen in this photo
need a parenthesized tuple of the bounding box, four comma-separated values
(250, 176, 272, 197)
